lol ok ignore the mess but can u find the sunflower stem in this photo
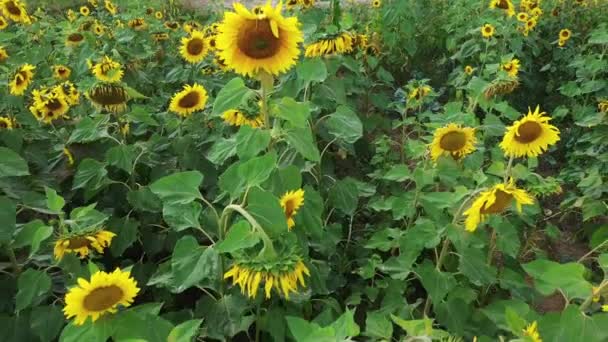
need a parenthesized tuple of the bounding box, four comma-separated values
(6, 247, 20, 275)
(223, 204, 277, 258)
(503, 155, 514, 183)
(258, 71, 274, 131)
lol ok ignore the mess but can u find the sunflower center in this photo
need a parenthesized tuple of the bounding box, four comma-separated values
(0, 121, 7, 128)
(439, 131, 467, 151)
(515, 121, 542, 143)
(237, 19, 281, 59)
(5, 1, 22, 16)
(496, 0, 509, 9)
(68, 33, 84, 42)
(284, 200, 295, 217)
(46, 99, 63, 111)
(484, 27, 492, 33)
(83, 285, 124, 311)
(560, 31, 570, 39)
(481, 190, 513, 214)
(67, 236, 93, 248)
(187, 38, 204, 55)
(177, 91, 201, 109)
(90, 85, 128, 105)
(15, 72, 25, 86)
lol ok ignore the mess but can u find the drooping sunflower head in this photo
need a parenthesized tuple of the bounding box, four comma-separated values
(224, 253, 310, 300)
(221, 109, 264, 128)
(463, 180, 534, 232)
(63, 268, 139, 325)
(1, 0, 29, 22)
(598, 99, 608, 113)
(104, 0, 117, 15)
(163, 20, 179, 30)
(90, 56, 123, 83)
(499, 106, 560, 158)
(304, 32, 356, 58)
(500, 58, 520, 78)
(430, 123, 477, 161)
(481, 24, 495, 38)
(464, 65, 474, 75)
(179, 30, 209, 64)
(216, 1, 303, 77)
(483, 78, 519, 98)
(280, 189, 305, 229)
(0, 116, 13, 130)
(54, 230, 116, 260)
(408, 85, 433, 101)
(87, 83, 130, 113)
(80, 5, 90, 16)
(66, 32, 85, 47)
(489, 0, 515, 16)
(168, 83, 208, 117)
(128, 18, 147, 31)
(0, 15, 8, 29)
(9, 63, 35, 96)
(53, 64, 71, 80)
(0, 46, 8, 61)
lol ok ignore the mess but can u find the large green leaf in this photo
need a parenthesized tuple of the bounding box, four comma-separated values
(12, 220, 53, 257)
(30, 305, 64, 342)
(296, 58, 328, 83)
(522, 259, 592, 299)
(167, 319, 203, 342)
(285, 127, 320, 162)
(329, 177, 359, 215)
(106, 144, 137, 173)
(325, 106, 363, 144)
(163, 202, 202, 232)
(459, 247, 497, 286)
(67, 116, 110, 143)
(72, 158, 108, 191)
(235, 126, 271, 160)
(150, 171, 203, 205)
(216, 220, 260, 253)
(45, 187, 65, 214)
(0, 196, 16, 244)
(0, 147, 29, 177)
(171, 236, 219, 293)
(415, 260, 457, 304)
(270, 97, 311, 128)
(212, 77, 255, 115)
(246, 187, 289, 237)
(15, 269, 52, 311)
(237, 152, 277, 187)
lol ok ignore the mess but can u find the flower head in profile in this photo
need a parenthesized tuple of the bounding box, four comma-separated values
(221, 109, 264, 128)
(522, 321, 542, 342)
(500, 106, 560, 158)
(53, 65, 71, 80)
(1, 0, 30, 23)
(86, 83, 130, 113)
(304, 32, 356, 58)
(280, 189, 305, 229)
(54, 230, 116, 260)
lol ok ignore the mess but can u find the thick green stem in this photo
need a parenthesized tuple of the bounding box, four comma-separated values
(223, 204, 277, 258)
(258, 71, 273, 131)
(503, 155, 514, 183)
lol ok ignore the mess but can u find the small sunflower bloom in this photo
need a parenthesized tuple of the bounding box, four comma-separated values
(481, 24, 495, 38)
(501, 58, 520, 78)
(90, 56, 123, 83)
(66, 32, 85, 47)
(500, 106, 560, 158)
(169, 83, 208, 117)
(464, 65, 475, 75)
(372, 0, 381, 8)
(598, 100, 608, 113)
(430, 123, 477, 161)
(0, 116, 13, 130)
(0, 15, 8, 29)
(53, 65, 71, 80)
(0, 46, 9, 62)
(522, 321, 542, 342)
(80, 6, 90, 16)
(516, 12, 529, 22)
(154, 11, 163, 19)
(9, 63, 35, 96)
(280, 189, 305, 229)
(104, 0, 117, 15)
(180, 30, 209, 64)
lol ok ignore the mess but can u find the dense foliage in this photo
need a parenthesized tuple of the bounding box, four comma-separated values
(1, 0, 607, 341)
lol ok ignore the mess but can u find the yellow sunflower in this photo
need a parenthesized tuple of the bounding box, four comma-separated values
(559, 28, 571, 41)
(286, 0, 299, 9)
(464, 65, 475, 75)
(63, 268, 139, 325)
(516, 12, 529, 22)
(0, 15, 8, 29)
(90, 56, 123, 83)
(481, 24, 495, 38)
(54, 230, 116, 260)
(29, 88, 70, 124)
(0, 46, 8, 62)
(304, 32, 356, 58)
(501, 58, 520, 78)
(183, 20, 202, 34)
(372, 0, 381, 8)
(128, 18, 147, 31)
(430, 123, 477, 161)
(53, 65, 71, 80)
(500, 106, 560, 158)
(93, 22, 105, 36)
(88, 0, 98, 7)
(179, 30, 209, 64)
(164, 21, 179, 30)
(66, 32, 85, 47)
(154, 11, 163, 19)
(66, 9, 76, 22)
(489, 0, 515, 16)
(169, 83, 208, 117)
(280, 189, 305, 229)
(301, 0, 315, 8)
(0, 116, 13, 130)
(530, 7, 542, 17)
(104, 0, 117, 15)
(408, 85, 432, 101)
(522, 321, 542, 342)
(598, 99, 608, 113)
(57, 81, 80, 106)
(86, 83, 130, 113)
(221, 109, 264, 128)
(523, 18, 537, 36)
(1, 0, 29, 23)
(463, 180, 534, 232)
(80, 6, 90, 16)
(216, 1, 303, 77)
(63, 147, 75, 166)
(224, 259, 310, 299)
(9, 63, 35, 96)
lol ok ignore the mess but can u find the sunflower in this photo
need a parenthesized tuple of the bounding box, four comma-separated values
(304, 32, 356, 58)
(80, 6, 90, 16)
(0, 116, 13, 130)
(154, 11, 163, 19)
(530, 7, 542, 17)
(221, 109, 264, 128)
(500, 106, 560, 158)
(286, 0, 299, 9)
(145, 7, 154, 14)
(104, 0, 117, 15)
(93, 22, 105, 36)
(481, 24, 495, 38)
(430, 123, 477, 161)
(559, 28, 571, 41)
(183, 20, 202, 34)
(87, 83, 130, 113)
(372, 0, 381, 8)
(280, 189, 305, 229)
(501, 58, 520, 78)
(151, 32, 169, 42)
(164, 21, 179, 30)
(224, 258, 310, 299)
(53, 65, 71, 80)
(128, 18, 147, 31)
(464, 65, 475, 75)
(90, 56, 123, 83)
(301, 0, 315, 8)
(408, 85, 432, 101)
(522, 321, 542, 342)
(598, 99, 608, 113)
(1, 0, 29, 23)
(169, 83, 208, 117)
(216, 2, 303, 77)
(9, 63, 35, 96)
(180, 30, 209, 63)
(88, 0, 98, 7)
(516, 12, 528, 22)
(463, 180, 534, 232)
(523, 18, 537, 36)
(0, 46, 8, 62)
(63, 147, 75, 166)
(58, 81, 80, 105)
(66, 9, 76, 22)
(64, 268, 139, 325)
(484, 78, 519, 98)
(603, 305, 608, 312)
(489, 0, 515, 16)
(29, 87, 70, 124)
(0, 15, 8, 29)
(54, 230, 115, 260)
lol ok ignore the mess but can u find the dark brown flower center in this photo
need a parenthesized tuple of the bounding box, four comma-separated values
(186, 38, 204, 55)
(560, 31, 570, 39)
(46, 99, 63, 111)
(284, 199, 295, 217)
(484, 26, 492, 33)
(67, 236, 93, 248)
(68, 33, 84, 42)
(15, 72, 26, 86)
(237, 19, 281, 59)
(83, 285, 124, 311)
(178, 91, 200, 108)
(439, 131, 467, 151)
(496, 0, 509, 9)
(0, 121, 8, 128)
(5, 1, 22, 16)
(89, 85, 128, 105)
(481, 190, 513, 214)
(515, 121, 542, 143)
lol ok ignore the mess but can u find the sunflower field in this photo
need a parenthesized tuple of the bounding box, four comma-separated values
(1, 0, 608, 340)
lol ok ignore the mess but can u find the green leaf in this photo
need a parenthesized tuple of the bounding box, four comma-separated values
(207, 137, 237, 165)
(16, 269, 51, 311)
(30, 305, 64, 342)
(67, 204, 109, 232)
(325, 106, 363, 144)
(459, 247, 497, 286)
(331, 309, 360, 340)
(219, 161, 247, 198)
(108, 217, 139, 257)
(150, 171, 203, 205)
(72, 158, 108, 191)
(246, 187, 289, 237)
(112, 311, 174, 342)
(296, 58, 328, 83)
(286, 316, 335, 342)
(68, 116, 110, 143)
(415, 260, 457, 304)
(171, 236, 220, 293)
(235, 126, 271, 160)
(212, 77, 255, 115)
(329, 177, 359, 215)
(106, 144, 137, 173)
(382, 164, 411, 182)
(13, 220, 53, 257)
(390, 315, 434, 337)
(285, 127, 321, 162)
(167, 319, 203, 342)
(163, 202, 202, 232)
(237, 152, 277, 187)
(59, 320, 114, 342)
(196, 295, 255, 340)
(480, 299, 531, 331)
(364, 312, 393, 340)
(522, 259, 592, 299)
(126, 105, 159, 126)
(45, 187, 65, 213)
(0, 196, 16, 244)
(216, 220, 260, 253)
(0, 147, 29, 177)
(127, 187, 162, 213)
(270, 97, 311, 128)
(505, 307, 527, 335)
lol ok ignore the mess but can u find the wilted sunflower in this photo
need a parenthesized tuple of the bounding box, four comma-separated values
(0, 116, 13, 130)
(464, 65, 475, 75)
(221, 109, 264, 128)
(484, 78, 519, 98)
(489, 0, 515, 16)
(304, 32, 355, 58)
(128, 18, 147, 31)
(90, 56, 123, 83)
(0, 46, 8, 61)
(104, 0, 117, 15)
(63, 268, 139, 325)
(180, 30, 209, 63)
(87, 83, 130, 113)
(224, 257, 310, 299)
(29, 87, 70, 124)
(522, 321, 542, 342)
(9, 63, 35, 96)
(154, 11, 163, 19)
(53, 65, 71, 80)
(54, 230, 116, 260)
(0, 15, 8, 29)
(516, 12, 528, 22)
(463, 180, 534, 232)
(216, 2, 303, 77)
(169, 83, 208, 117)
(501, 58, 520, 78)
(1, 0, 29, 23)
(164, 21, 179, 30)
(481, 24, 495, 38)
(430, 123, 477, 161)
(500, 106, 560, 158)
(280, 189, 305, 229)
(80, 5, 90, 16)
